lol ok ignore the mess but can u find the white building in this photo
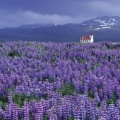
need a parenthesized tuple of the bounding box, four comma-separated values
(80, 33, 94, 43)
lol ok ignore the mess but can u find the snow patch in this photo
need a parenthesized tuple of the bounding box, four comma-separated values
(94, 28, 101, 30)
(94, 19, 116, 26)
(102, 26, 111, 29)
(99, 25, 107, 27)
(111, 18, 115, 22)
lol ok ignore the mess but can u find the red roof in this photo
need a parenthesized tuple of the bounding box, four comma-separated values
(81, 36, 91, 40)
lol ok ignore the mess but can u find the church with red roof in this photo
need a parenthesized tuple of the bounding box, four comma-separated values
(80, 33, 94, 43)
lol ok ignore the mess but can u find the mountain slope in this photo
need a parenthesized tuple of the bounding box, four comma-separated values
(81, 16, 120, 30)
(0, 16, 120, 42)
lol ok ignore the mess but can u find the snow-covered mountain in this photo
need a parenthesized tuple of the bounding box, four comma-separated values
(81, 16, 120, 30)
(0, 16, 120, 42)
(12, 16, 120, 31)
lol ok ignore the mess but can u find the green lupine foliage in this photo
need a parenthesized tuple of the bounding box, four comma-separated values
(68, 117, 74, 120)
(0, 117, 4, 120)
(43, 114, 49, 120)
(0, 95, 8, 110)
(107, 92, 117, 106)
(93, 62, 99, 69)
(26, 42, 33, 46)
(97, 102, 101, 109)
(0, 88, 46, 109)
(41, 93, 48, 100)
(42, 76, 49, 82)
(80, 58, 87, 63)
(75, 57, 87, 63)
(107, 99, 115, 106)
(88, 90, 94, 99)
(61, 83, 75, 96)
(29, 112, 34, 120)
(12, 93, 40, 107)
(48, 78, 54, 83)
(8, 50, 21, 58)
(0, 88, 13, 110)
(0, 101, 8, 110)
(91, 62, 99, 71)
(0, 95, 8, 103)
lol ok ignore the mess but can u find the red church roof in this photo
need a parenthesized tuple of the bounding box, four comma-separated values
(81, 36, 91, 40)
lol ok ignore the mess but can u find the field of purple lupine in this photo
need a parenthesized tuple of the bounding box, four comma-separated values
(0, 41, 120, 120)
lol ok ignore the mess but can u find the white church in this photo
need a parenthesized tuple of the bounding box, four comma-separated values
(80, 33, 94, 43)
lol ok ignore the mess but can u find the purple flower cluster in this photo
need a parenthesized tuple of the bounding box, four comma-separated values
(0, 41, 120, 119)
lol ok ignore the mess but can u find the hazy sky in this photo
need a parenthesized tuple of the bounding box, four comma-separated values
(0, 0, 120, 28)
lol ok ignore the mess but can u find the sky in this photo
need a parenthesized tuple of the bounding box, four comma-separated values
(0, 0, 120, 28)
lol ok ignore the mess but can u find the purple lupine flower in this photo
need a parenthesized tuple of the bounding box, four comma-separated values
(23, 101, 30, 120)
